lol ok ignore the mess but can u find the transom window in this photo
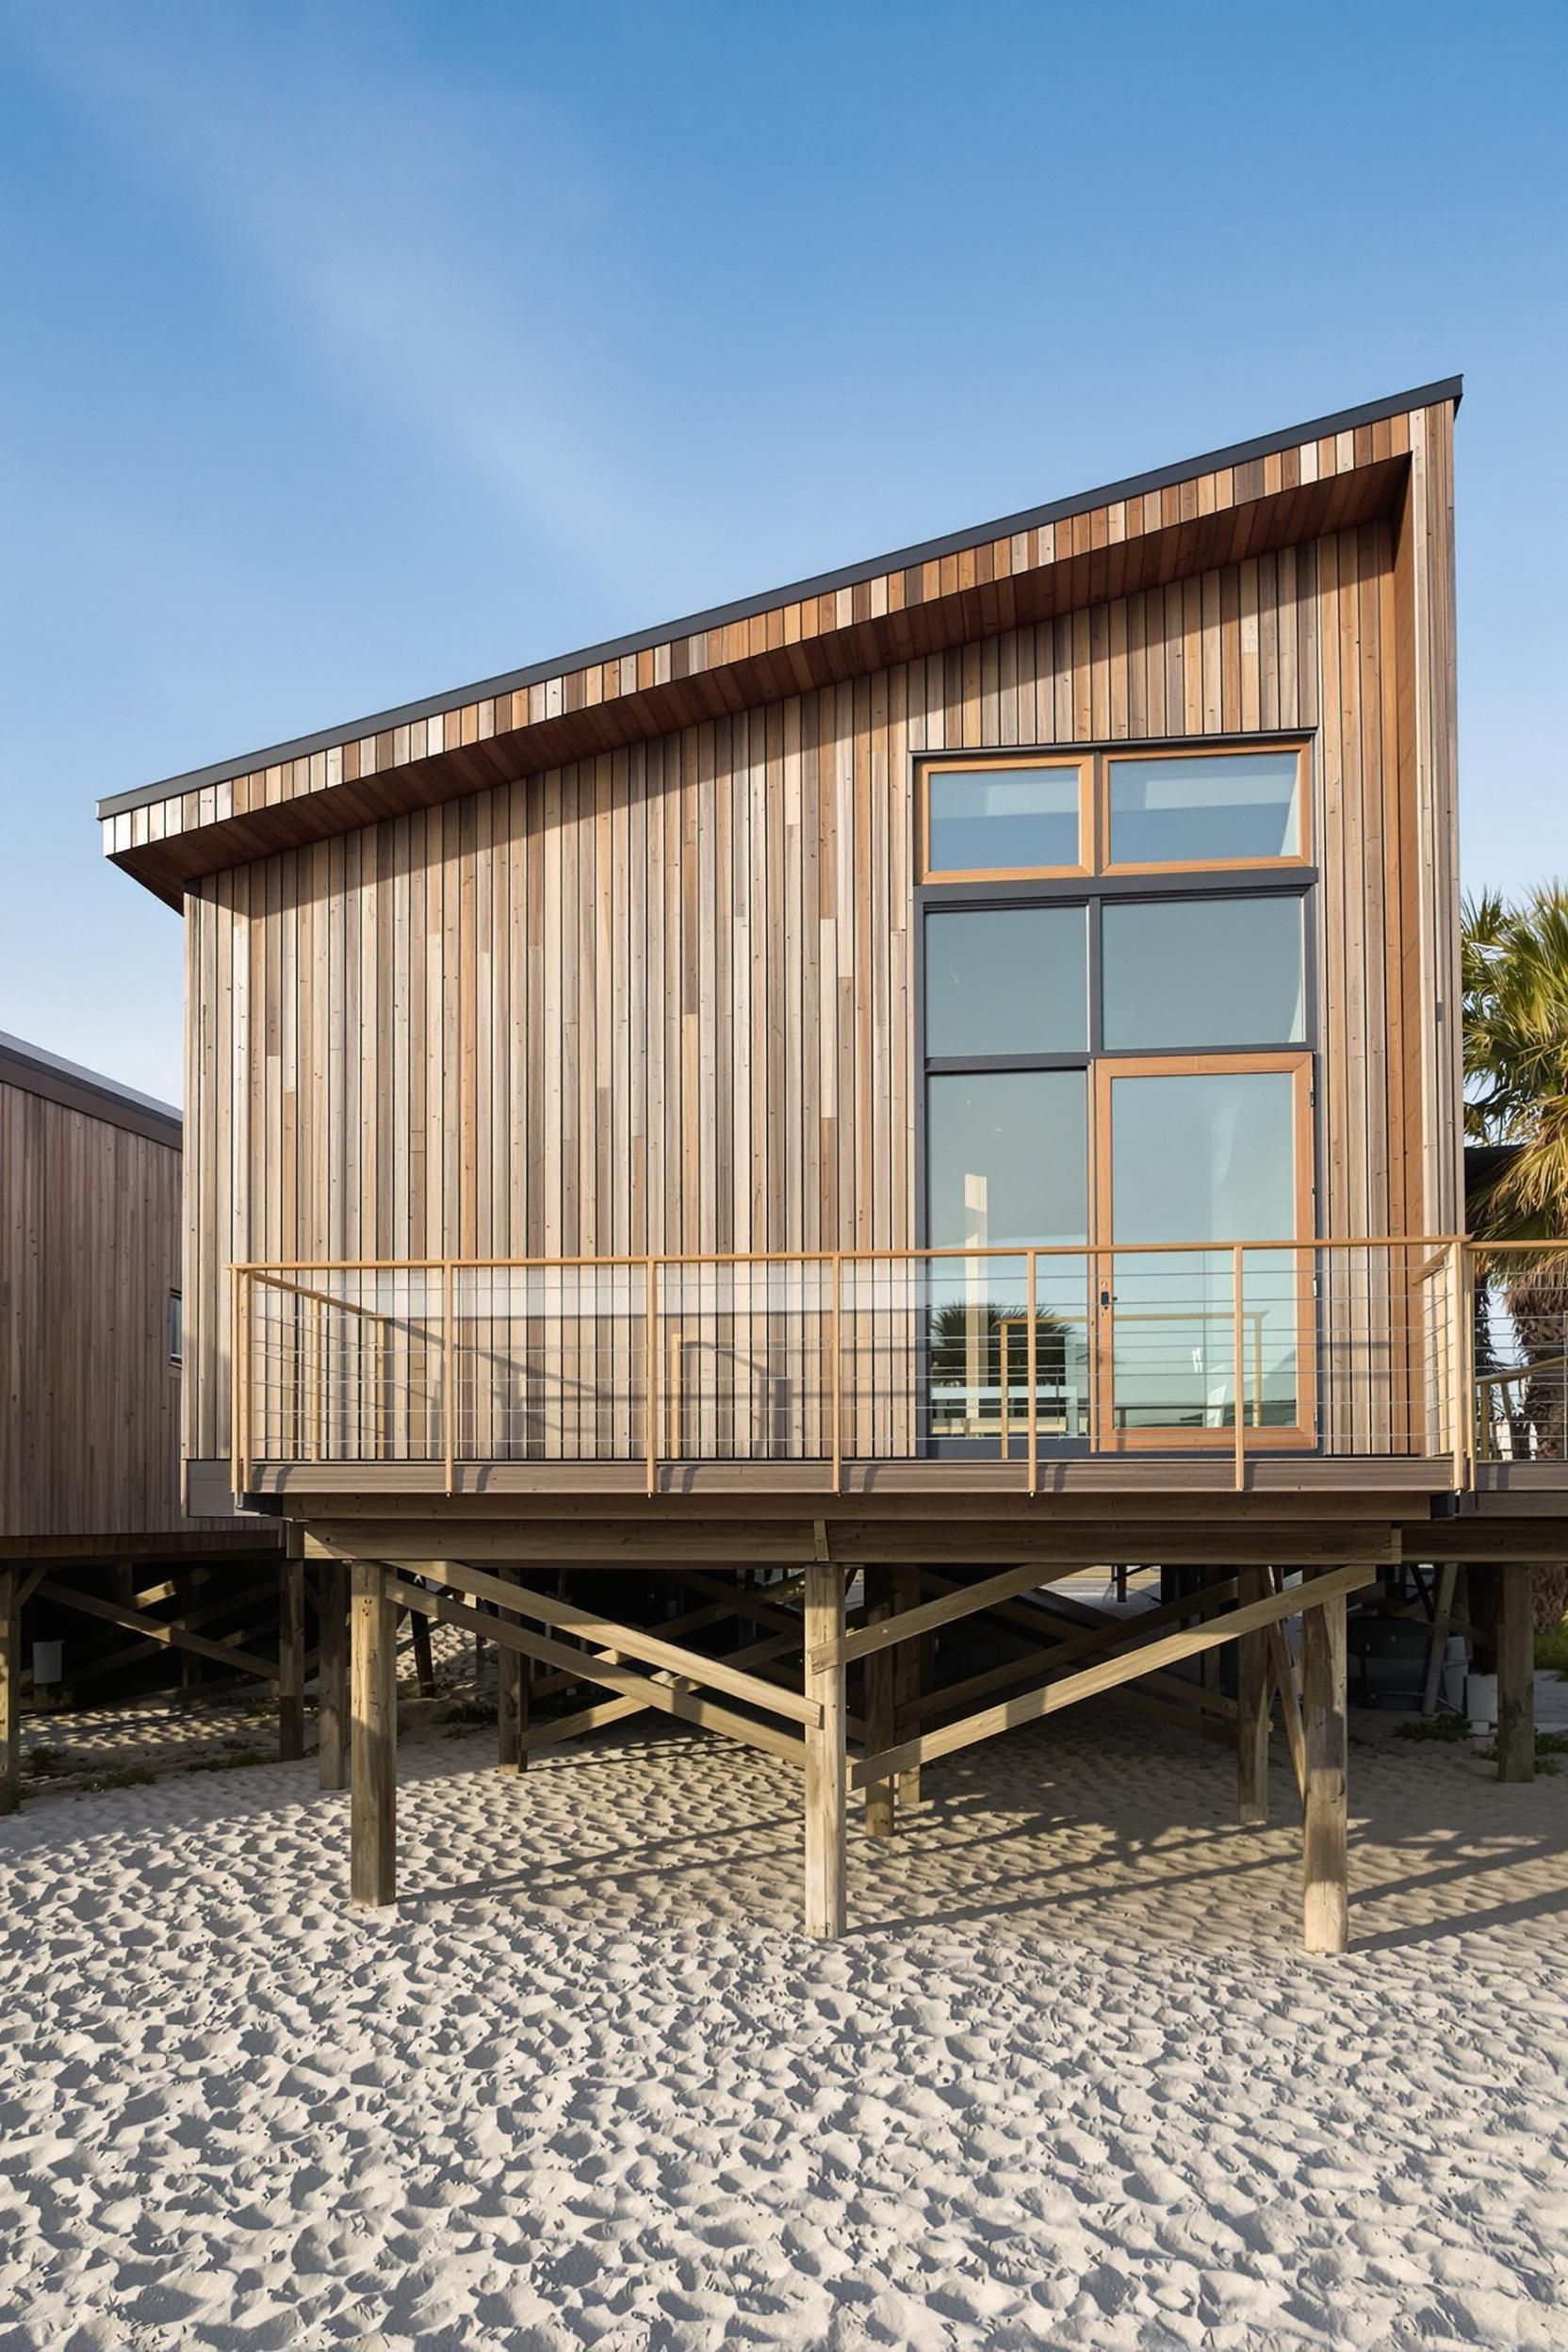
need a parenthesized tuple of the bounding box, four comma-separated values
(919, 741, 1309, 882)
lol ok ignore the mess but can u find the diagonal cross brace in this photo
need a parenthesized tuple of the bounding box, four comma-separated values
(383, 1573, 812, 1763)
(384, 1555, 821, 1728)
(848, 1562, 1378, 1791)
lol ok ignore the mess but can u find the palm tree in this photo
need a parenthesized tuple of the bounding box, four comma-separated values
(1463, 885, 1568, 1634)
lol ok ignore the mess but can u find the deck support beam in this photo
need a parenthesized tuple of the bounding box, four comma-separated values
(497, 1569, 527, 1772)
(0, 1565, 19, 1815)
(278, 1552, 305, 1762)
(317, 1558, 349, 1790)
(862, 1568, 895, 1837)
(1495, 1562, 1536, 1783)
(350, 1560, 397, 1906)
(803, 1559, 847, 1936)
(1301, 1580, 1349, 1953)
(1236, 1567, 1271, 1826)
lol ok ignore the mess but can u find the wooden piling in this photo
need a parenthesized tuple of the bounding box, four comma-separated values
(893, 1565, 923, 1809)
(317, 1558, 349, 1791)
(497, 1568, 527, 1772)
(803, 1557, 846, 1936)
(1301, 1582, 1349, 1953)
(410, 1609, 437, 1699)
(350, 1560, 397, 1906)
(1495, 1562, 1536, 1783)
(1236, 1566, 1271, 1826)
(0, 1565, 19, 1815)
(862, 1567, 895, 1837)
(277, 1552, 305, 1761)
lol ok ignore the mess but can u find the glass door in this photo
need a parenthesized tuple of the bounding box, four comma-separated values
(1092, 1054, 1315, 1448)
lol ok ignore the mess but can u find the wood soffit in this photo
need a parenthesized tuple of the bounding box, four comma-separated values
(99, 384, 1460, 907)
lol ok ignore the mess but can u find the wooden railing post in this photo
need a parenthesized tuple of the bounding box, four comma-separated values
(1449, 1239, 1466, 1490)
(645, 1257, 659, 1497)
(229, 1264, 242, 1495)
(1088, 1243, 1102, 1453)
(443, 1260, 456, 1495)
(1233, 1244, 1247, 1492)
(830, 1254, 843, 1494)
(1026, 1252, 1038, 1494)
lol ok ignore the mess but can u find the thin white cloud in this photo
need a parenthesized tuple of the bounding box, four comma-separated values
(8, 0, 686, 598)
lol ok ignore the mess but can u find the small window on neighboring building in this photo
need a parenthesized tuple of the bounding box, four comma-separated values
(169, 1290, 183, 1367)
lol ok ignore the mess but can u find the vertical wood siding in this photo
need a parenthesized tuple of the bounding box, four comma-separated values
(187, 510, 1459, 1460)
(0, 1083, 192, 1538)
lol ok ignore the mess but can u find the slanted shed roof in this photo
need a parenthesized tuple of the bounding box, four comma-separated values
(99, 377, 1462, 906)
(0, 1030, 181, 1148)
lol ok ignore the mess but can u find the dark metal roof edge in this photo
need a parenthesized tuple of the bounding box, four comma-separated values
(98, 375, 1462, 822)
(0, 1029, 182, 1135)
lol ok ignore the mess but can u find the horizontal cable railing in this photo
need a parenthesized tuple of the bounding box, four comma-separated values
(225, 1236, 1557, 1494)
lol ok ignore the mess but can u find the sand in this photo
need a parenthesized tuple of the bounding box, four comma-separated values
(2, 1699, 1565, 2350)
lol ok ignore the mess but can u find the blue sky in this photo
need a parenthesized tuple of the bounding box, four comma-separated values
(2, 0, 1564, 1101)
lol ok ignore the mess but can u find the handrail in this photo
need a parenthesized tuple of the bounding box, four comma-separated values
(230, 1235, 1563, 1492)
(232, 1233, 1472, 1274)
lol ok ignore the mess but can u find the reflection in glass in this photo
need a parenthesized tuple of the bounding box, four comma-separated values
(1107, 1069, 1301, 1432)
(1102, 896, 1305, 1050)
(925, 905, 1088, 1057)
(927, 764, 1081, 874)
(925, 1070, 1089, 1442)
(1108, 750, 1301, 865)
(927, 1070, 1087, 1247)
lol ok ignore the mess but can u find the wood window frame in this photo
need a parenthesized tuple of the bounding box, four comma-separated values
(916, 737, 1314, 885)
(1089, 1051, 1317, 1453)
(918, 754, 1093, 885)
(1100, 740, 1313, 876)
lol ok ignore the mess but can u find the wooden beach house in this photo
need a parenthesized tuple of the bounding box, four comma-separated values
(95, 376, 1563, 1941)
(0, 1033, 285, 1805)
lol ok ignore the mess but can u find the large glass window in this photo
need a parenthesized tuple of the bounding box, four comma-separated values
(926, 1070, 1086, 1247)
(919, 738, 1316, 1451)
(1101, 895, 1304, 1050)
(924, 761, 1085, 878)
(1106, 749, 1303, 867)
(925, 905, 1088, 1057)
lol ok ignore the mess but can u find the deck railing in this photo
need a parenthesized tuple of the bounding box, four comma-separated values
(224, 1236, 1568, 1494)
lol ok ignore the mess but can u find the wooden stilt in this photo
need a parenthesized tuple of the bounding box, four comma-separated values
(409, 1608, 437, 1699)
(497, 1568, 527, 1772)
(862, 1567, 895, 1837)
(1420, 1560, 1459, 1717)
(1301, 1582, 1349, 1953)
(1236, 1566, 1270, 1826)
(893, 1566, 923, 1810)
(350, 1560, 397, 1906)
(803, 1557, 846, 1936)
(278, 1553, 305, 1761)
(0, 1565, 20, 1816)
(1495, 1562, 1536, 1783)
(317, 1558, 349, 1791)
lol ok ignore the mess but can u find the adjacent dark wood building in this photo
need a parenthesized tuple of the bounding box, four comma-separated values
(96, 377, 1558, 1939)
(0, 1033, 285, 1805)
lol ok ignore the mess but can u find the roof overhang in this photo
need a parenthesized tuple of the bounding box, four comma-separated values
(99, 377, 1462, 907)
